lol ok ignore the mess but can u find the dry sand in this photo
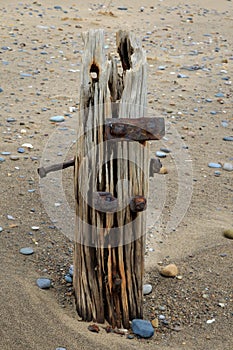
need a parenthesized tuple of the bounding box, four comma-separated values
(0, 1, 232, 349)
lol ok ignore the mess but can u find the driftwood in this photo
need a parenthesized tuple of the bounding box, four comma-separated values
(73, 29, 165, 329)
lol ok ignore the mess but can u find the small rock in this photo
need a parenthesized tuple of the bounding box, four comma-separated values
(50, 116, 65, 123)
(206, 318, 215, 324)
(131, 319, 154, 338)
(160, 264, 178, 277)
(0, 227, 3, 232)
(7, 215, 15, 220)
(20, 247, 34, 255)
(117, 6, 128, 10)
(159, 166, 168, 174)
(143, 284, 152, 295)
(223, 163, 233, 171)
(10, 155, 19, 161)
(31, 226, 40, 230)
(223, 136, 233, 141)
(215, 92, 224, 97)
(160, 147, 171, 153)
(17, 147, 25, 153)
(208, 162, 221, 168)
(64, 274, 72, 283)
(69, 265, 74, 276)
(0, 87, 3, 93)
(22, 143, 33, 149)
(88, 324, 100, 333)
(151, 318, 159, 328)
(0, 157, 5, 163)
(223, 229, 233, 240)
(37, 278, 51, 289)
(7, 117, 16, 123)
(56, 348, 66, 350)
(158, 314, 165, 320)
(177, 73, 189, 78)
(156, 151, 167, 158)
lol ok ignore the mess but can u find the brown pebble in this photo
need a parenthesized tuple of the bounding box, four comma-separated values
(10, 155, 19, 161)
(160, 264, 178, 277)
(159, 166, 168, 174)
(88, 324, 100, 333)
(151, 318, 159, 328)
(223, 229, 233, 240)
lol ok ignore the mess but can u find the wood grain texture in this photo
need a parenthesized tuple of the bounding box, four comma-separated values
(73, 29, 164, 328)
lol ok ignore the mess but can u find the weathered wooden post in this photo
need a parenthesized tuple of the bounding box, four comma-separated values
(73, 29, 165, 329)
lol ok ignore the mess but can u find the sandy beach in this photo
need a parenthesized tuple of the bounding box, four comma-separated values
(0, 1, 232, 349)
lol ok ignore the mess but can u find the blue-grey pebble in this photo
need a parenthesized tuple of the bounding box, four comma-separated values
(37, 278, 51, 289)
(118, 6, 128, 10)
(208, 163, 221, 168)
(7, 117, 16, 122)
(20, 247, 34, 255)
(156, 151, 167, 158)
(223, 163, 233, 171)
(1, 151, 11, 155)
(210, 111, 217, 115)
(215, 92, 224, 97)
(0, 87, 3, 93)
(160, 147, 171, 153)
(17, 147, 25, 153)
(223, 136, 233, 141)
(0, 227, 3, 232)
(0, 157, 5, 163)
(131, 319, 154, 338)
(64, 274, 72, 283)
(20, 73, 32, 77)
(143, 284, 152, 295)
(214, 171, 221, 176)
(205, 98, 212, 102)
(69, 265, 74, 277)
(56, 348, 66, 350)
(50, 116, 65, 122)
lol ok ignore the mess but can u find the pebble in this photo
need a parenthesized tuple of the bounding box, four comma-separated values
(223, 136, 233, 141)
(0, 157, 5, 163)
(0, 87, 3, 93)
(159, 166, 168, 174)
(143, 284, 152, 295)
(223, 163, 233, 171)
(117, 6, 128, 10)
(88, 324, 100, 333)
(69, 265, 74, 277)
(156, 151, 167, 158)
(1, 152, 11, 155)
(50, 116, 65, 122)
(151, 318, 159, 328)
(7, 215, 15, 220)
(0, 227, 3, 232)
(206, 318, 215, 324)
(223, 229, 233, 240)
(7, 117, 16, 123)
(177, 73, 189, 78)
(160, 147, 171, 153)
(215, 92, 224, 97)
(131, 319, 154, 338)
(20, 247, 34, 255)
(36, 278, 51, 289)
(160, 264, 178, 277)
(158, 314, 165, 320)
(10, 155, 19, 161)
(31, 226, 40, 230)
(208, 162, 221, 168)
(22, 143, 33, 149)
(64, 274, 72, 283)
(56, 348, 66, 350)
(17, 147, 25, 153)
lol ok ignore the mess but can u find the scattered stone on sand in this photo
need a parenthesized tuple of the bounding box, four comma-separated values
(49, 116, 65, 122)
(223, 136, 233, 141)
(0, 157, 5, 163)
(20, 247, 34, 255)
(223, 163, 233, 171)
(151, 318, 159, 328)
(0, 227, 3, 232)
(64, 274, 72, 283)
(36, 278, 51, 289)
(10, 155, 19, 161)
(131, 319, 154, 338)
(223, 229, 233, 239)
(88, 324, 100, 333)
(160, 264, 178, 277)
(143, 284, 152, 295)
(159, 166, 168, 174)
(208, 162, 221, 168)
(69, 265, 74, 276)
(156, 151, 167, 158)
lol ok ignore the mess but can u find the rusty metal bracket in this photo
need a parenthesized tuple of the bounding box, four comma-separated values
(105, 117, 165, 142)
